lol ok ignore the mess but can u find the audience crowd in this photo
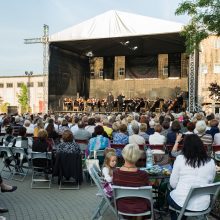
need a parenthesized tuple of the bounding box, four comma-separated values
(1, 109, 220, 219)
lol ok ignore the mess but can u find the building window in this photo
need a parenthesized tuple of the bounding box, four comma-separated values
(200, 64, 208, 74)
(118, 67, 125, 76)
(17, 83, 23, 87)
(27, 82, 34, 87)
(0, 83, 4, 88)
(38, 82, 44, 87)
(6, 83, 13, 88)
(214, 39, 220, 49)
(90, 69, 95, 78)
(163, 65, 168, 76)
(99, 68, 103, 78)
(214, 64, 220, 73)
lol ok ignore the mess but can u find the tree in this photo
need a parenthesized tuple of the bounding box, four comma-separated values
(175, 0, 220, 54)
(17, 83, 29, 113)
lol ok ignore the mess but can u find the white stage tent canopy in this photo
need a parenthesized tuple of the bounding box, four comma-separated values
(50, 10, 184, 42)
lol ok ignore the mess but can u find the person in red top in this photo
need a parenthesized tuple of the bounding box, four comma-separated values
(113, 144, 150, 218)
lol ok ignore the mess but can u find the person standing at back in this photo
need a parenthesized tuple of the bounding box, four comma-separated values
(107, 92, 114, 112)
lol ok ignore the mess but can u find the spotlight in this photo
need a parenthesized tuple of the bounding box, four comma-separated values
(132, 46, 138, 50)
(86, 51, 93, 57)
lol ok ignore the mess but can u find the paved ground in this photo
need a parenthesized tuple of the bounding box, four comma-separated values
(0, 163, 218, 220)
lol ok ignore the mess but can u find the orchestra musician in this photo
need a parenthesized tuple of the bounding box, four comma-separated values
(106, 92, 114, 112)
(117, 93, 125, 112)
(150, 97, 160, 112)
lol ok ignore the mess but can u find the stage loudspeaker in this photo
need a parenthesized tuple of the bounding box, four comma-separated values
(7, 106, 18, 116)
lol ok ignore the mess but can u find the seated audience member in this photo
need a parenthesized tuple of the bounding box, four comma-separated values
(214, 132, 220, 145)
(146, 120, 155, 135)
(149, 124, 166, 145)
(70, 116, 80, 134)
(113, 144, 150, 218)
(46, 123, 59, 141)
(85, 117, 96, 135)
(160, 121, 170, 139)
(1, 117, 10, 134)
(23, 120, 34, 134)
(74, 121, 91, 140)
(112, 122, 120, 139)
(167, 120, 181, 145)
(168, 134, 216, 220)
(12, 116, 23, 136)
(129, 122, 145, 145)
(206, 119, 219, 139)
(44, 118, 58, 133)
(102, 119, 113, 139)
(32, 129, 52, 169)
(139, 123, 149, 143)
(196, 120, 213, 146)
(33, 119, 44, 137)
(4, 126, 15, 146)
(184, 122, 195, 134)
(58, 119, 70, 135)
(73, 121, 91, 151)
(102, 151, 117, 197)
(88, 125, 110, 154)
(113, 123, 129, 145)
(56, 130, 81, 154)
(32, 129, 52, 152)
(12, 127, 32, 151)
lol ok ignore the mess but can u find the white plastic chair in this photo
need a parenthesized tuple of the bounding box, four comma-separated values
(31, 152, 52, 189)
(88, 164, 116, 220)
(112, 185, 154, 220)
(169, 182, 220, 220)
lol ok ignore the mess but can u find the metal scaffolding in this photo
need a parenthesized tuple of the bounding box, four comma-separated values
(24, 24, 49, 113)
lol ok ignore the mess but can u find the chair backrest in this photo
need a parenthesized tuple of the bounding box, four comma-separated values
(0, 146, 13, 157)
(178, 182, 220, 219)
(31, 152, 52, 160)
(212, 145, 220, 152)
(110, 144, 125, 150)
(89, 150, 105, 159)
(112, 185, 154, 218)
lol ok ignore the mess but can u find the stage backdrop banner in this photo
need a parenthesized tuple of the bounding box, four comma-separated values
(125, 55, 158, 78)
(103, 56, 114, 79)
(48, 44, 90, 111)
(168, 53, 181, 77)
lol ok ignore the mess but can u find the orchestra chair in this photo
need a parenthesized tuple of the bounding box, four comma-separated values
(112, 185, 154, 220)
(73, 105, 79, 111)
(169, 182, 220, 220)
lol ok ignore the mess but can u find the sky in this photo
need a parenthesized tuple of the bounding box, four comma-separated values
(0, 0, 189, 76)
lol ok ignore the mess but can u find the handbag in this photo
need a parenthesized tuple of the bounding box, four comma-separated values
(102, 181, 113, 198)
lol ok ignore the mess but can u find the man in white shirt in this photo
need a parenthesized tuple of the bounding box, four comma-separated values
(149, 124, 166, 145)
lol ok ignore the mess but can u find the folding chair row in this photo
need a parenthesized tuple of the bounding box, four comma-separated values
(31, 151, 52, 189)
(0, 146, 30, 181)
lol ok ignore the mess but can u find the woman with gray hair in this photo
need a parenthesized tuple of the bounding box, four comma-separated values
(113, 144, 150, 218)
(128, 122, 145, 145)
(196, 120, 213, 146)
